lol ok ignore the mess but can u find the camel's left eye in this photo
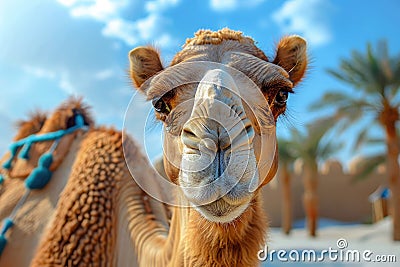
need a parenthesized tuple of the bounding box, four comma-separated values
(274, 90, 289, 107)
(152, 97, 171, 115)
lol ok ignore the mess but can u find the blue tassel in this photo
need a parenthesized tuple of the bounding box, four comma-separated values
(25, 153, 53, 190)
(0, 218, 14, 256)
(19, 143, 32, 160)
(2, 159, 12, 170)
(0, 174, 4, 185)
(38, 153, 53, 168)
(75, 114, 85, 127)
(9, 144, 18, 156)
(2, 144, 19, 170)
(0, 235, 7, 256)
(0, 218, 14, 236)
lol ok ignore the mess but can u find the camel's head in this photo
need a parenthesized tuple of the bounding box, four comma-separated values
(3, 97, 93, 178)
(129, 29, 307, 223)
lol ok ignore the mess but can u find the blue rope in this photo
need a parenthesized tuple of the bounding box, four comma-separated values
(2, 115, 87, 170)
(0, 114, 88, 255)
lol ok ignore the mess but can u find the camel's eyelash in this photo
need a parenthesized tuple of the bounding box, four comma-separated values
(147, 108, 163, 128)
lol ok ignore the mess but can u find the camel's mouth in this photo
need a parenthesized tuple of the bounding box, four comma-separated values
(179, 144, 259, 220)
(193, 197, 250, 223)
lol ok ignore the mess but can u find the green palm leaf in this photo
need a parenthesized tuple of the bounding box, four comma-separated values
(352, 154, 386, 182)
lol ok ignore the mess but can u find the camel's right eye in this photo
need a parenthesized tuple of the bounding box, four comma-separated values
(152, 97, 171, 115)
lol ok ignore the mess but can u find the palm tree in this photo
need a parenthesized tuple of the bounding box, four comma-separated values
(277, 138, 296, 235)
(288, 119, 340, 237)
(311, 40, 400, 241)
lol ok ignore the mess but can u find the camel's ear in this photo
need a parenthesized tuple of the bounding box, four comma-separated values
(129, 46, 163, 90)
(273, 35, 307, 86)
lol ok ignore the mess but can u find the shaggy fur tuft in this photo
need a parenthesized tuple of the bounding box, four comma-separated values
(14, 111, 47, 141)
(184, 28, 255, 47)
(41, 96, 94, 133)
(31, 128, 123, 266)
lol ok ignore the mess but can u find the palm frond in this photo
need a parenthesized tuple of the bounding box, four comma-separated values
(284, 118, 340, 165)
(310, 91, 379, 112)
(354, 127, 370, 151)
(277, 138, 297, 165)
(352, 154, 386, 182)
(318, 141, 343, 161)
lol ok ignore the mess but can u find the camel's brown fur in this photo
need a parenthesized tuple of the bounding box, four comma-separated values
(185, 195, 267, 266)
(31, 128, 122, 266)
(39, 96, 93, 133)
(273, 35, 308, 86)
(129, 46, 164, 89)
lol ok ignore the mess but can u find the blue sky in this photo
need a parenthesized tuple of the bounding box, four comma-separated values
(0, 0, 399, 165)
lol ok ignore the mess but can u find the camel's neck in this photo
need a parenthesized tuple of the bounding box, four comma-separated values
(115, 136, 173, 266)
(119, 186, 267, 266)
(181, 194, 267, 267)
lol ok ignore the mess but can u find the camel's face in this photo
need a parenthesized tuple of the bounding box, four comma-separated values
(129, 29, 307, 223)
(177, 68, 275, 223)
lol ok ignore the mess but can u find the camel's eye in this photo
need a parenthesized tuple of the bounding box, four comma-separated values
(274, 89, 289, 107)
(152, 97, 171, 115)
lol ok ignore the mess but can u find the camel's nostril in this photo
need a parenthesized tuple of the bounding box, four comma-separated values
(183, 128, 196, 139)
(182, 127, 201, 151)
(200, 138, 217, 152)
(245, 124, 252, 134)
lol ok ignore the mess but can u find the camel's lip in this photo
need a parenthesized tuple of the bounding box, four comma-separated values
(193, 198, 250, 223)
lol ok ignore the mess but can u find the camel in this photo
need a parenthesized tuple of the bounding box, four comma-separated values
(0, 98, 168, 266)
(0, 99, 92, 266)
(123, 28, 308, 266)
(0, 28, 308, 266)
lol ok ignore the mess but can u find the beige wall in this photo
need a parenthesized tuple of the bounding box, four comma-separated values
(262, 159, 388, 227)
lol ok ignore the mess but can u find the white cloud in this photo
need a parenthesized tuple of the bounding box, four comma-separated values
(59, 73, 77, 95)
(102, 15, 175, 47)
(155, 34, 176, 48)
(210, 0, 237, 11)
(21, 66, 79, 96)
(57, 0, 179, 48)
(70, 0, 128, 21)
(95, 69, 115, 80)
(102, 18, 139, 46)
(22, 66, 56, 79)
(272, 0, 333, 46)
(210, 0, 266, 11)
(57, 0, 128, 21)
(57, 0, 80, 7)
(145, 0, 180, 13)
